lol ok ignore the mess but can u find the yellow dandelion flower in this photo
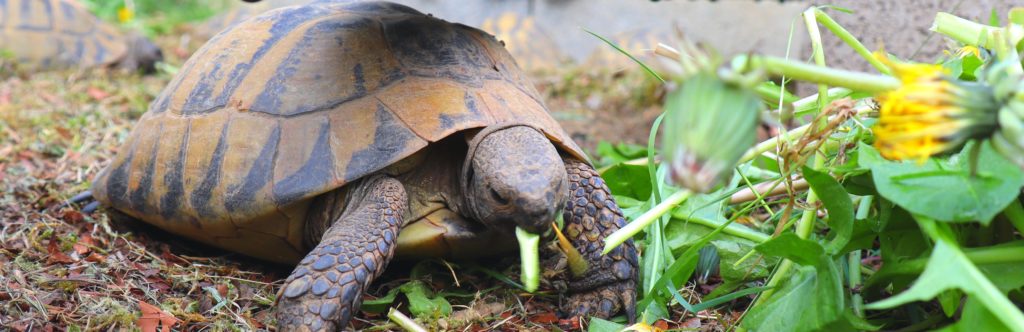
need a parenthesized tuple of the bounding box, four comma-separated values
(117, 6, 134, 23)
(623, 321, 664, 332)
(956, 46, 982, 59)
(873, 53, 998, 162)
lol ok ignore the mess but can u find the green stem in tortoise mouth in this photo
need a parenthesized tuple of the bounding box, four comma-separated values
(515, 226, 541, 292)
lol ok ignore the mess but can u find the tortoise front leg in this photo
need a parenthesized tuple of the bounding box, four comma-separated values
(557, 158, 638, 322)
(276, 175, 407, 331)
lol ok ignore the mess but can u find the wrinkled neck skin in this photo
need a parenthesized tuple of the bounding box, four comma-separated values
(456, 124, 569, 235)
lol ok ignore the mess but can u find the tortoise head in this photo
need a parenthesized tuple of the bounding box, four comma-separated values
(462, 125, 568, 234)
(116, 33, 163, 73)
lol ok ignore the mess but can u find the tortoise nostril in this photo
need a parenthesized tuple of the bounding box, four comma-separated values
(490, 187, 509, 205)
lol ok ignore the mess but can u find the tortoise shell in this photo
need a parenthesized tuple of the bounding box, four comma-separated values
(91, 1, 585, 263)
(0, 0, 128, 69)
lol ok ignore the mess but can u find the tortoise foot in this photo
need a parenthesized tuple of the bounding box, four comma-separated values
(276, 175, 407, 331)
(555, 159, 638, 323)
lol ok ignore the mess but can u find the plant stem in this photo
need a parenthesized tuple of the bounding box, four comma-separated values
(643, 113, 670, 295)
(670, 212, 771, 244)
(849, 250, 864, 317)
(388, 308, 428, 332)
(931, 12, 997, 49)
(748, 56, 900, 93)
(752, 9, 834, 307)
(848, 195, 874, 318)
(603, 190, 693, 255)
(813, 8, 891, 75)
(931, 12, 1024, 75)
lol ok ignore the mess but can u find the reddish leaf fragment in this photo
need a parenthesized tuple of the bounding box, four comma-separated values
(60, 209, 84, 224)
(47, 238, 75, 264)
(160, 245, 190, 266)
(86, 87, 110, 100)
(654, 319, 671, 330)
(558, 317, 582, 330)
(85, 252, 106, 263)
(216, 284, 229, 298)
(72, 243, 90, 256)
(529, 312, 559, 324)
(137, 300, 180, 332)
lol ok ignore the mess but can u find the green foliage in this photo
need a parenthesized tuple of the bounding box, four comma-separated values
(80, 0, 230, 36)
(360, 280, 452, 319)
(587, 7, 1024, 331)
(859, 141, 1024, 224)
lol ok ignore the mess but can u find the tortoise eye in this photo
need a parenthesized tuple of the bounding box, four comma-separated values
(489, 187, 509, 205)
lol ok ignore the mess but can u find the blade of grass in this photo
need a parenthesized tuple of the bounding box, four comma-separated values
(585, 29, 666, 83)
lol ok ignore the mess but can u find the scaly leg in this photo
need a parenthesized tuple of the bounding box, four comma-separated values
(557, 158, 638, 322)
(276, 175, 407, 331)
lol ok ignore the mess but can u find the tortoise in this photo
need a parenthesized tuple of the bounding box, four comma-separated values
(0, 0, 162, 72)
(85, 1, 637, 329)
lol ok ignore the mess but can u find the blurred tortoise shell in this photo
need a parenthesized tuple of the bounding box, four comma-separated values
(90, 0, 585, 263)
(0, 0, 161, 71)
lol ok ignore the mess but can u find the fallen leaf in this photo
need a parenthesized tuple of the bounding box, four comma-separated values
(86, 87, 110, 100)
(72, 243, 90, 256)
(137, 300, 180, 332)
(47, 238, 75, 264)
(529, 312, 559, 324)
(85, 252, 106, 263)
(60, 210, 84, 224)
(216, 284, 228, 298)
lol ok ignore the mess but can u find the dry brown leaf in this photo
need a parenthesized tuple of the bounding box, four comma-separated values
(529, 312, 559, 324)
(86, 87, 110, 100)
(137, 300, 180, 332)
(46, 238, 75, 264)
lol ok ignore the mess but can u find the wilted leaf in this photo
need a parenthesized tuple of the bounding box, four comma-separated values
(86, 87, 110, 100)
(137, 300, 179, 332)
(47, 238, 75, 264)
